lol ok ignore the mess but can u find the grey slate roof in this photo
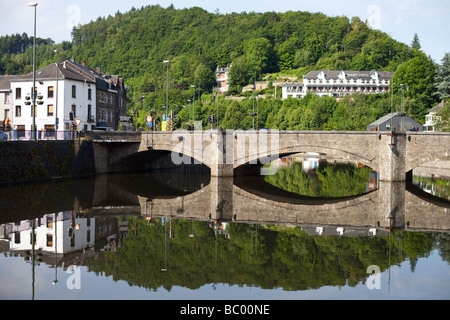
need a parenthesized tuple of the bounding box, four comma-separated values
(428, 101, 446, 114)
(367, 112, 399, 126)
(7, 62, 96, 84)
(304, 70, 394, 80)
(0, 75, 23, 90)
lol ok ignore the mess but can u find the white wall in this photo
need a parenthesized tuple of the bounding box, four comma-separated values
(11, 79, 96, 132)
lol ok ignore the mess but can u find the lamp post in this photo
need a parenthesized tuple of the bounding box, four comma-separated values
(187, 99, 191, 128)
(191, 85, 195, 123)
(29, 2, 38, 139)
(54, 50, 59, 138)
(163, 60, 169, 122)
(400, 84, 404, 132)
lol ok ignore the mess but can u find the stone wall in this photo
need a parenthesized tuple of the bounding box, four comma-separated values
(0, 140, 96, 185)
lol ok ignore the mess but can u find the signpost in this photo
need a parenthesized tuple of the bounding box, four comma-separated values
(146, 115, 153, 129)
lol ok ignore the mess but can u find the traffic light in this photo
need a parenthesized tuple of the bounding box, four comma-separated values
(208, 115, 216, 124)
(69, 111, 74, 121)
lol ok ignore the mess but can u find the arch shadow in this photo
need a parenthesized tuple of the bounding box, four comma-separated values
(405, 180, 450, 208)
(110, 149, 211, 176)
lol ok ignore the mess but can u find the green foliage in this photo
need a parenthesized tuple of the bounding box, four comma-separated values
(393, 50, 437, 120)
(264, 162, 372, 198)
(0, 5, 441, 130)
(83, 216, 443, 291)
(434, 52, 450, 101)
(434, 101, 450, 132)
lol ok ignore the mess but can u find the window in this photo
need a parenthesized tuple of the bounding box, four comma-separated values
(88, 104, 92, 121)
(15, 105, 21, 117)
(46, 234, 53, 247)
(72, 104, 76, 118)
(48, 86, 54, 98)
(15, 88, 21, 99)
(47, 216, 53, 229)
(47, 104, 54, 117)
(88, 88, 92, 100)
(14, 231, 20, 244)
(72, 85, 76, 98)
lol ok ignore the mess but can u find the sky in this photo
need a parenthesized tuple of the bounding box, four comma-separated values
(0, 0, 449, 63)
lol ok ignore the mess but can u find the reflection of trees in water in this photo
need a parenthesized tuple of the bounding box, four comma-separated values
(84, 217, 447, 292)
(264, 162, 373, 198)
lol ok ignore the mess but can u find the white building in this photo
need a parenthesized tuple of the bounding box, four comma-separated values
(10, 61, 96, 137)
(0, 75, 21, 130)
(216, 64, 232, 93)
(423, 101, 445, 132)
(281, 70, 394, 99)
(2, 59, 127, 138)
(4, 212, 95, 257)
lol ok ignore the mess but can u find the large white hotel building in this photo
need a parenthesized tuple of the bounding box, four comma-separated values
(281, 70, 394, 99)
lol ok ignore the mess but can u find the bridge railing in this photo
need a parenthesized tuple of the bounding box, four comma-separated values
(3, 130, 79, 141)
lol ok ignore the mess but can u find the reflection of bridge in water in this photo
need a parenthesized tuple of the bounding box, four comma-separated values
(87, 174, 449, 233)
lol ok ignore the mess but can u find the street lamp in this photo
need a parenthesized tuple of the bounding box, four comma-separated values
(54, 50, 59, 138)
(187, 99, 191, 127)
(29, 2, 38, 139)
(163, 60, 169, 122)
(400, 84, 405, 132)
(191, 85, 195, 123)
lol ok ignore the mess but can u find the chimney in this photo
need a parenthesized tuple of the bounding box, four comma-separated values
(82, 60, 86, 67)
(96, 66, 101, 74)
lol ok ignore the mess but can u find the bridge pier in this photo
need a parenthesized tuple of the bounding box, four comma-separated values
(378, 133, 407, 182)
(209, 177, 234, 221)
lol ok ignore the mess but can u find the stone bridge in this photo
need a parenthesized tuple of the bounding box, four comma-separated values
(86, 130, 450, 182)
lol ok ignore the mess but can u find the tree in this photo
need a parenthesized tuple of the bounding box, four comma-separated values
(393, 51, 437, 120)
(220, 101, 251, 129)
(434, 52, 450, 101)
(243, 38, 272, 78)
(411, 33, 421, 50)
(228, 56, 253, 92)
(194, 63, 217, 92)
(434, 102, 450, 132)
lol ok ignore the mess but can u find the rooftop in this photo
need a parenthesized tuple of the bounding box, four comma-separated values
(304, 70, 394, 80)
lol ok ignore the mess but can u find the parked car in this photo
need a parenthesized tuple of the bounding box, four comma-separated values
(0, 131, 8, 141)
(94, 121, 113, 131)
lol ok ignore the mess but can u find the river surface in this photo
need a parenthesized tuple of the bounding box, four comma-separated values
(0, 160, 449, 302)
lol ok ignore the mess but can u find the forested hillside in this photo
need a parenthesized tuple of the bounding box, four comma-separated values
(1, 5, 446, 130)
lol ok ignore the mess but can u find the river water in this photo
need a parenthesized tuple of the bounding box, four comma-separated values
(0, 160, 449, 302)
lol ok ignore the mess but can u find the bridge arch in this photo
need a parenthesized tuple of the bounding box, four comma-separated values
(234, 144, 378, 174)
(109, 148, 211, 174)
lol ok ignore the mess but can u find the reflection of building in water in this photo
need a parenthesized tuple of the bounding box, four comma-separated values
(302, 225, 389, 237)
(413, 160, 450, 200)
(367, 171, 380, 192)
(0, 212, 94, 255)
(0, 212, 130, 268)
(302, 158, 322, 171)
(214, 222, 230, 239)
